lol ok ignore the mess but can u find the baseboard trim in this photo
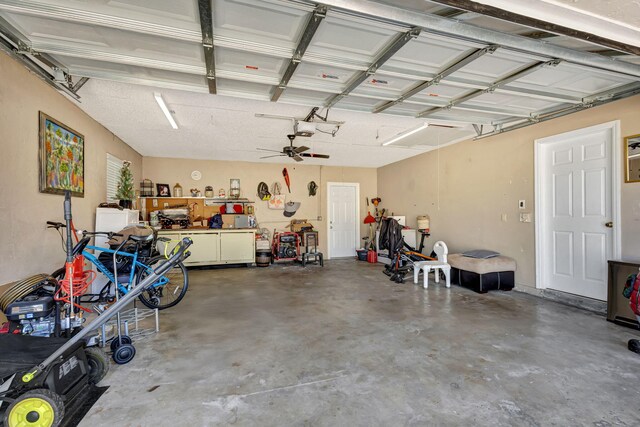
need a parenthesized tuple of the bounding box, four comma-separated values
(513, 285, 606, 315)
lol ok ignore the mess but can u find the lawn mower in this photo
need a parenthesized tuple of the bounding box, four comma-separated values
(0, 236, 192, 427)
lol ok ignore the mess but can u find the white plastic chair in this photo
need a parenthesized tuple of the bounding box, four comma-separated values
(413, 241, 451, 289)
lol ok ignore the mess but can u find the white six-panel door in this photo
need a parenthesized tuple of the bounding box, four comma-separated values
(328, 183, 359, 258)
(537, 123, 618, 300)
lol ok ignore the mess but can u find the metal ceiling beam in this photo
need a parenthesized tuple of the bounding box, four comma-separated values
(325, 27, 421, 108)
(0, 16, 81, 99)
(475, 82, 640, 140)
(313, 0, 640, 78)
(71, 76, 89, 92)
(373, 45, 497, 113)
(421, 0, 640, 55)
(0, 34, 80, 100)
(434, 8, 468, 19)
(272, 4, 327, 102)
(198, 0, 216, 94)
(417, 59, 561, 118)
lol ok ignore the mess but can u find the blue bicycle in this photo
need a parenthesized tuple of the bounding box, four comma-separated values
(47, 221, 188, 310)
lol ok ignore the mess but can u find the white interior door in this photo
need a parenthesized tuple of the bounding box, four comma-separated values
(328, 184, 358, 258)
(538, 125, 616, 300)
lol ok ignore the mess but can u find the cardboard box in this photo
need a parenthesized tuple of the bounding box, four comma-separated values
(221, 214, 236, 228)
(290, 220, 313, 233)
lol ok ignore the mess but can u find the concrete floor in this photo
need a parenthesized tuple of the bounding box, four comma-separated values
(81, 260, 640, 426)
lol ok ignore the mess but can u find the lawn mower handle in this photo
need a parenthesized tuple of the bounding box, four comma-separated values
(22, 237, 193, 383)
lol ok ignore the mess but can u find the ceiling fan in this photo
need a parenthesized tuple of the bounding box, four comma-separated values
(257, 134, 330, 162)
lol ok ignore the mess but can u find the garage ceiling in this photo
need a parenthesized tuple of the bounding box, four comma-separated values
(0, 0, 639, 166)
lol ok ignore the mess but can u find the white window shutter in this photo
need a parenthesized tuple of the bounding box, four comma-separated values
(106, 154, 124, 202)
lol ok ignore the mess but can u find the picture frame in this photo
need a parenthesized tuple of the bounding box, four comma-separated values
(39, 111, 85, 197)
(156, 183, 171, 197)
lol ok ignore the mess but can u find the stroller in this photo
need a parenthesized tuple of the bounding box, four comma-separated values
(379, 218, 435, 283)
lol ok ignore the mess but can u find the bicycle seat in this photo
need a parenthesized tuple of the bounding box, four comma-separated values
(129, 234, 154, 243)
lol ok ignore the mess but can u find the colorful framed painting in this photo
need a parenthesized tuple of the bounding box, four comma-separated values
(39, 112, 85, 197)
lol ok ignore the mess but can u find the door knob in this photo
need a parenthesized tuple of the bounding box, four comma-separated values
(605, 221, 613, 228)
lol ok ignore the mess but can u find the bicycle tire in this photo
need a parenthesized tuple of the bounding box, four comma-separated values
(135, 256, 188, 310)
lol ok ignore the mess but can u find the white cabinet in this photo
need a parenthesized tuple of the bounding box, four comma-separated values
(158, 230, 255, 267)
(180, 232, 220, 265)
(220, 232, 255, 262)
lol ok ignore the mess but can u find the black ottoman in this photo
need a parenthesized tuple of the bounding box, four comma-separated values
(449, 254, 516, 293)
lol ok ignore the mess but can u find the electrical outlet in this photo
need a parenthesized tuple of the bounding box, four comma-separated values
(317, 216, 322, 221)
(501, 213, 508, 222)
(518, 200, 525, 209)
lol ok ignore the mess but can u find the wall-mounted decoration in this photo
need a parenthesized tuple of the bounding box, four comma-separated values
(625, 134, 640, 183)
(39, 112, 84, 197)
(191, 170, 202, 181)
(230, 178, 240, 199)
(156, 183, 171, 197)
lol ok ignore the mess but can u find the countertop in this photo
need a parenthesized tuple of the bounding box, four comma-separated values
(158, 228, 257, 233)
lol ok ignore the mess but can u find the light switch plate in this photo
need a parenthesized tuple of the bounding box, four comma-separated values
(520, 213, 532, 223)
(501, 213, 508, 222)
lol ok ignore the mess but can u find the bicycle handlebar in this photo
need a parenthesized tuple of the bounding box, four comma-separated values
(80, 231, 124, 238)
(46, 221, 65, 229)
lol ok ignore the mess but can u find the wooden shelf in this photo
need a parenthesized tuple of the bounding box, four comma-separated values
(139, 197, 254, 203)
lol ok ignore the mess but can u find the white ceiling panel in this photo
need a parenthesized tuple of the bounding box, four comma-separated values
(305, 11, 402, 65)
(352, 74, 421, 98)
(412, 83, 472, 102)
(379, 34, 482, 79)
(333, 95, 387, 112)
(514, 62, 637, 97)
(448, 50, 538, 83)
(278, 87, 334, 106)
(5, 13, 204, 67)
(470, 91, 560, 112)
(216, 78, 273, 100)
(287, 62, 356, 93)
(215, 48, 287, 81)
(213, 0, 310, 47)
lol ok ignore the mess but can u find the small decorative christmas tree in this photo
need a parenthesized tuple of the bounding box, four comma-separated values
(115, 161, 134, 208)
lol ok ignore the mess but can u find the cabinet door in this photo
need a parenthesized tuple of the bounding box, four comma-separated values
(220, 232, 255, 262)
(181, 233, 219, 264)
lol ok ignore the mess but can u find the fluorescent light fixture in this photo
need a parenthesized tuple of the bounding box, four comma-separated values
(382, 123, 429, 146)
(154, 93, 178, 129)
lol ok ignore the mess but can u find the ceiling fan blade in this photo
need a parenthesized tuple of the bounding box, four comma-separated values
(257, 148, 283, 153)
(293, 155, 303, 162)
(299, 153, 330, 159)
(260, 154, 286, 159)
(294, 146, 309, 154)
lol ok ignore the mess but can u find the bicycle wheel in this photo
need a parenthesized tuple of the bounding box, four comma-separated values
(136, 256, 188, 310)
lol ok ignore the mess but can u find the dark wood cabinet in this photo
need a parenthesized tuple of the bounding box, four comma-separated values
(607, 260, 640, 328)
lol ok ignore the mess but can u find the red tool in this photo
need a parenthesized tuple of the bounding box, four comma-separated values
(282, 168, 291, 193)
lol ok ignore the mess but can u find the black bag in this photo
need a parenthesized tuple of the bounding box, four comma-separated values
(209, 213, 223, 229)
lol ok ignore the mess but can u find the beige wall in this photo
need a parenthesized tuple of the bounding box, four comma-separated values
(377, 95, 640, 290)
(142, 157, 377, 256)
(0, 51, 142, 285)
